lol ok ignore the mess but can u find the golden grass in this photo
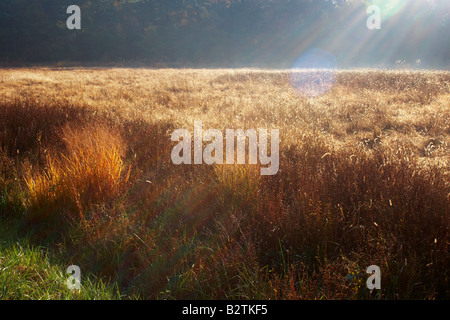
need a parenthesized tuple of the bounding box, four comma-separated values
(0, 67, 448, 299)
(24, 124, 130, 224)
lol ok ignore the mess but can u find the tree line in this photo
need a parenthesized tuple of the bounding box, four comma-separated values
(0, 0, 448, 68)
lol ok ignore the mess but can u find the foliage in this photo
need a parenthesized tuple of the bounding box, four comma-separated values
(0, 0, 448, 67)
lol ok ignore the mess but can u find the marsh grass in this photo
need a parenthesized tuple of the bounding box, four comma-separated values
(0, 218, 121, 300)
(0, 68, 448, 299)
(24, 125, 130, 229)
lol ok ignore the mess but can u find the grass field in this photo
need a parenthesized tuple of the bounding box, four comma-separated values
(0, 68, 449, 299)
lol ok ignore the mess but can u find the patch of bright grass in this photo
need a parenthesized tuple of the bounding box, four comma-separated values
(0, 219, 121, 300)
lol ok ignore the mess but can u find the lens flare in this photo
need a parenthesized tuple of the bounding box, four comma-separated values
(290, 49, 337, 98)
(369, 0, 408, 21)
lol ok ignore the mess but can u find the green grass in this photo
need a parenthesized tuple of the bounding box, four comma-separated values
(0, 219, 122, 300)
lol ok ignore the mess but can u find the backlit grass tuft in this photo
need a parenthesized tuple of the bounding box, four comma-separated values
(25, 125, 130, 224)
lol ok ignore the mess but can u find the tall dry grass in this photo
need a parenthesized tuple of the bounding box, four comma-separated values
(24, 125, 130, 225)
(0, 68, 448, 299)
